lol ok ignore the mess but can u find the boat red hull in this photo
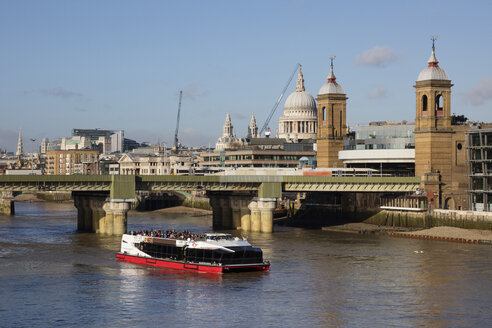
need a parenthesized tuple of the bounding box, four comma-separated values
(116, 253, 270, 273)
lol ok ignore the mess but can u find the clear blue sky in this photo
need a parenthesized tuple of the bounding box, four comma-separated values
(1, 0, 491, 152)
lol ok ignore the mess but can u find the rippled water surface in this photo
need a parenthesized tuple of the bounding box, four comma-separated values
(0, 202, 491, 327)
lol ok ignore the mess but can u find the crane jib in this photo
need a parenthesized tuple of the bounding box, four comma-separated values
(174, 90, 183, 152)
(259, 63, 300, 135)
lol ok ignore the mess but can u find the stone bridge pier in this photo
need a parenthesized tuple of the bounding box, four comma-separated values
(0, 191, 15, 215)
(73, 192, 131, 235)
(208, 192, 277, 233)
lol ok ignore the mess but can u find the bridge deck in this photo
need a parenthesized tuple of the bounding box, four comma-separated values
(0, 175, 421, 198)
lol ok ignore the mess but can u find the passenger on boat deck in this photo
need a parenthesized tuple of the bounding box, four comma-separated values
(133, 229, 205, 241)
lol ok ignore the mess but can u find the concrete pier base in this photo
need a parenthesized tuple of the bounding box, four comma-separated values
(73, 192, 130, 235)
(249, 201, 261, 232)
(208, 192, 277, 233)
(258, 199, 276, 233)
(0, 199, 14, 215)
(231, 198, 242, 229)
(240, 207, 251, 231)
(0, 191, 15, 215)
(102, 201, 130, 235)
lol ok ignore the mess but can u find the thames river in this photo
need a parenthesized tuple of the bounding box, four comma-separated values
(0, 202, 491, 328)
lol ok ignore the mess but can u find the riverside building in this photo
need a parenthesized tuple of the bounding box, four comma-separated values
(45, 149, 99, 175)
(466, 127, 492, 211)
(339, 121, 415, 176)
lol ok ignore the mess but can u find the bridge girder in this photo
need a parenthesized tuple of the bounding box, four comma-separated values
(0, 181, 110, 192)
(0, 175, 421, 197)
(139, 181, 260, 192)
(284, 182, 419, 193)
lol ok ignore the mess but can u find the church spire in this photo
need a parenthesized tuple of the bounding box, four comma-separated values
(327, 56, 337, 83)
(222, 112, 235, 138)
(296, 64, 305, 92)
(248, 112, 258, 138)
(16, 128, 23, 156)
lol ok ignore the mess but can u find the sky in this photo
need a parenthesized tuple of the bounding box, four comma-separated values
(1, 0, 491, 153)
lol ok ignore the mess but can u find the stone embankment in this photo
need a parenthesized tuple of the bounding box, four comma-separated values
(364, 209, 492, 230)
(323, 222, 492, 245)
(390, 226, 492, 245)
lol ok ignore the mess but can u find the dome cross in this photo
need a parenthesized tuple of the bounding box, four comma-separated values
(428, 36, 439, 67)
(327, 56, 337, 83)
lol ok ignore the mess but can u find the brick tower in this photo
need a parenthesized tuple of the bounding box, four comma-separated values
(316, 57, 347, 168)
(414, 38, 468, 209)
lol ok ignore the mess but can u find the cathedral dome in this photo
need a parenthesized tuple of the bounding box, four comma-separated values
(278, 65, 317, 141)
(318, 59, 345, 95)
(284, 91, 316, 112)
(417, 44, 449, 82)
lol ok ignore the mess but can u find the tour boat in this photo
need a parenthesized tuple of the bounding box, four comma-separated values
(116, 231, 270, 273)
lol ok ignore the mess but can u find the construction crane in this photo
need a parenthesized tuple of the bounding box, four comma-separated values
(259, 63, 300, 136)
(173, 90, 183, 153)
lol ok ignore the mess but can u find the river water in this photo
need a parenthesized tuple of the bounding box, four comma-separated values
(0, 202, 491, 328)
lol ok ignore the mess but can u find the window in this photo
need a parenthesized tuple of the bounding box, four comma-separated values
(436, 94, 443, 111)
(422, 95, 428, 111)
(322, 107, 326, 121)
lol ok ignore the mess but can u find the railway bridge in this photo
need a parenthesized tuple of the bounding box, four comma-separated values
(0, 175, 420, 234)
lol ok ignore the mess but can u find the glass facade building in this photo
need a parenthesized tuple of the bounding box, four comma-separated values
(467, 128, 492, 211)
(339, 123, 415, 176)
(344, 124, 414, 150)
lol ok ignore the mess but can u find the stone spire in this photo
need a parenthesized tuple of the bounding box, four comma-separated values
(16, 128, 23, 156)
(296, 65, 305, 92)
(247, 112, 258, 138)
(222, 112, 235, 138)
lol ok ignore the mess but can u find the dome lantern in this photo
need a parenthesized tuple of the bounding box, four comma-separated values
(318, 56, 345, 95)
(417, 36, 449, 82)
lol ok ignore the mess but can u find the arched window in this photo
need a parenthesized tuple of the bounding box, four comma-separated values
(436, 94, 443, 111)
(422, 95, 428, 111)
(322, 107, 326, 121)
